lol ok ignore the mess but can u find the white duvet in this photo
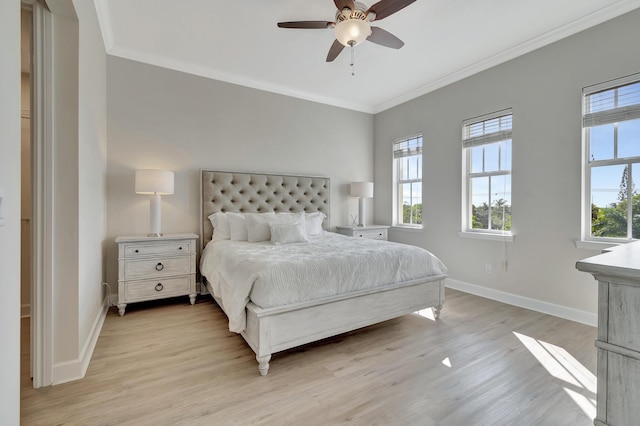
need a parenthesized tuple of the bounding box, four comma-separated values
(200, 232, 447, 333)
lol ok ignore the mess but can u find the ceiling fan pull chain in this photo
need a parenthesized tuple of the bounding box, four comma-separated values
(350, 43, 355, 76)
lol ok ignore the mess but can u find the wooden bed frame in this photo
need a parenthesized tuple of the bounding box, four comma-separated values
(200, 170, 446, 375)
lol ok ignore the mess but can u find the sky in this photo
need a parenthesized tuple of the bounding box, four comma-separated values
(589, 119, 640, 207)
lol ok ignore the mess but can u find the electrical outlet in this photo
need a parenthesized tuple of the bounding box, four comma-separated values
(485, 264, 492, 274)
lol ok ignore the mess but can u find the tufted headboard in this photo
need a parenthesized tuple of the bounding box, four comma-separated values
(200, 170, 331, 248)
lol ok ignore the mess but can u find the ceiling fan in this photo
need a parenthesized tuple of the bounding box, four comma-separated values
(277, 0, 416, 63)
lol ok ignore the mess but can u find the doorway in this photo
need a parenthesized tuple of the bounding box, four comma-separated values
(20, 4, 33, 387)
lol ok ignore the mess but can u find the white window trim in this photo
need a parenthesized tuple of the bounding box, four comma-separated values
(461, 109, 514, 237)
(574, 239, 619, 251)
(580, 72, 640, 243)
(392, 133, 424, 229)
(459, 231, 514, 242)
(391, 225, 424, 233)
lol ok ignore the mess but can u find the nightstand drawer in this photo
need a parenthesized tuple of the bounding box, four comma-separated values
(123, 256, 191, 280)
(335, 225, 389, 241)
(124, 276, 192, 302)
(354, 229, 388, 240)
(124, 241, 194, 258)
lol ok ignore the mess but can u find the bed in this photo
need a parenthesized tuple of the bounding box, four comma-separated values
(199, 170, 447, 375)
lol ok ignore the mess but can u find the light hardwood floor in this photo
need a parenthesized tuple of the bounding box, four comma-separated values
(21, 289, 597, 425)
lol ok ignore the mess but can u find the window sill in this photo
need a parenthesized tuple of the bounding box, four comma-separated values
(391, 225, 424, 233)
(575, 240, 621, 251)
(459, 231, 514, 242)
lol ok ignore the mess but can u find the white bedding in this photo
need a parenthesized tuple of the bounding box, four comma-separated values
(200, 232, 447, 333)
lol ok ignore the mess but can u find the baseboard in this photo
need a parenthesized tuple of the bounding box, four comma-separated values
(52, 295, 109, 385)
(445, 278, 597, 327)
(21, 303, 31, 318)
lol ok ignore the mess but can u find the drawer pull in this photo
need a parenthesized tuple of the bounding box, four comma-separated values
(178, 246, 183, 250)
(155, 262, 164, 271)
(135, 249, 139, 253)
(155, 283, 164, 292)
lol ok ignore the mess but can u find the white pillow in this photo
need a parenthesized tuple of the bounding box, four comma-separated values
(277, 212, 305, 230)
(276, 211, 305, 223)
(270, 222, 309, 245)
(245, 212, 277, 242)
(227, 213, 248, 241)
(305, 212, 326, 236)
(208, 212, 230, 241)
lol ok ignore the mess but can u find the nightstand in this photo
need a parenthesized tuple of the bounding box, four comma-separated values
(335, 225, 389, 241)
(115, 233, 198, 316)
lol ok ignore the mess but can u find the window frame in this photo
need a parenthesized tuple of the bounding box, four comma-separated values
(582, 74, 640, 243)
(461, 109, 513, 237)
(392, 134, 423, 229)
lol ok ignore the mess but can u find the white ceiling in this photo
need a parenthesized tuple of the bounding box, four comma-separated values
(94, 0, 640, 113)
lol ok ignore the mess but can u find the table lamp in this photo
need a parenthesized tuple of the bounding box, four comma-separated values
(350, 182, 373, 227)
(135, 169, 174, 237)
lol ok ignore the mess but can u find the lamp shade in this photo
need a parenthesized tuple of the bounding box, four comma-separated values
(334, 19, 371, 47)
(350, 182, 373, 198)
(135, 170, 174, 195)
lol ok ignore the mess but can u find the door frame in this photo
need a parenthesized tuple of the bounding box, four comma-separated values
(26, 0, 54, 388)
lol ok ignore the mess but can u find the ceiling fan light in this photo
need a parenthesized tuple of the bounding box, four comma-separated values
(334, 19, 371, 47)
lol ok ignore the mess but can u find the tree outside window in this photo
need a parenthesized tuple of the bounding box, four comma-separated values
(584, 78, 640, 241)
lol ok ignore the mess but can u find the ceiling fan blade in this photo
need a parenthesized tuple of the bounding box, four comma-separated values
(334, 0, 355, 11)
(366, 0, 416, 21)
(326, 39, 345, 62)
(367, 27, 404, 49)
(277, 21, 333, 29)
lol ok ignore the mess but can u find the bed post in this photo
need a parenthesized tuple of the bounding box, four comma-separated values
(432, 279, 445, 319)
(433, 305, 443, 319)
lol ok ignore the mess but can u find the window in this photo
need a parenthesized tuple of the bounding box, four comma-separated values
(462, 109, 512, 235)
(583, 76, 640, 241)
(393, 135, 422, 227)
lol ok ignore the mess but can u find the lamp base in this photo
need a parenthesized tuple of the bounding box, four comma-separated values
(358, 197, 366, 227)
(149, 195, 163, 237)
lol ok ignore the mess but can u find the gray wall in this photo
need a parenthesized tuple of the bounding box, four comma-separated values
(75, 0, 108, 365)
(51, 10, 80, 365)
(46, 0, 108, 383)
(374, 8, 640, 322)
(1, 0, 21, 422)
(106, 57, 374, 289)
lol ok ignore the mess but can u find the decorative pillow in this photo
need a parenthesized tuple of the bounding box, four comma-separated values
(305, 212, 326, 236)
(227, 212, 248, 241)
(276, 211, 306, 224)
(270, 222, 309, 245)
(209, 212, 230, 241)
(245, 212, 277, 242)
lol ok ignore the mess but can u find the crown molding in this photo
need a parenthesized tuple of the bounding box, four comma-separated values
(94, 0, 640, 115)
(93, 0, 114, 51)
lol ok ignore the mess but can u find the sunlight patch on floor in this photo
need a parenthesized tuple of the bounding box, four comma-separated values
(563, 387, 597, 420)
(514, 331, 596, 419)
(415, 308, 435, 321)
